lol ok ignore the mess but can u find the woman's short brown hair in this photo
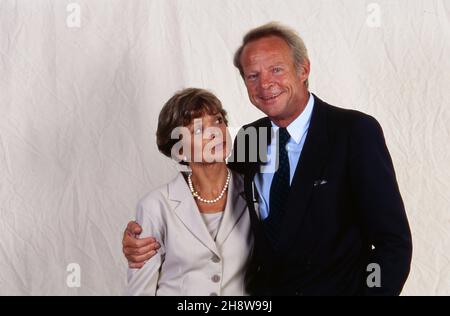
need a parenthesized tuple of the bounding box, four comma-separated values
(156, 88, 228, 161)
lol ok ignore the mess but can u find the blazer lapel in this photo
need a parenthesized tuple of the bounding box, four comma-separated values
(277, 95, 330, 255)
(215, 172, 248, 246)
(168, 173, 219, 256)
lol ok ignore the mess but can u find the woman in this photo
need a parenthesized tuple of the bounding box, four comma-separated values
(125, 88, 253, 296)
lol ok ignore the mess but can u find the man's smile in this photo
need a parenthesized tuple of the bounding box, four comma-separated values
(258, 91, 285, 102)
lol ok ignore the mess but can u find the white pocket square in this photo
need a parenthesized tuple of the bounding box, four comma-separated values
(313, 180, 328, 187)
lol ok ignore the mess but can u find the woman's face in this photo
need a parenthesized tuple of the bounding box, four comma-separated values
(184, 112, 231, 164)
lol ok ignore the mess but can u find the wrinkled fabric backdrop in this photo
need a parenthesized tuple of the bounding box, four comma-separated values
(0, 0, 449, 295)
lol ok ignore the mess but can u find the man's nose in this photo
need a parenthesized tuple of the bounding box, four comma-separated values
(259, 72, 273, 89)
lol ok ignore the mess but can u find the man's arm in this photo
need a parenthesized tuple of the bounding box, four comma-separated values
(228, 120, 268, 174)
(122, 221, 160, 269)
(228, 128, 248, 175)
(125, 202, 165, 295)
(350, 115, 413, 296)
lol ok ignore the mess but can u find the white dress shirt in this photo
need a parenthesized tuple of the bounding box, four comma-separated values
(254, 94, 315, 220)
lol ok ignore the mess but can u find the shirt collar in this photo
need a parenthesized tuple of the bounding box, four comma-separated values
(271, 93, 315, 144)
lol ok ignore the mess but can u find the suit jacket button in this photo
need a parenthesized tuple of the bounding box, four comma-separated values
(212, 275, 221, 283)
(211, 255, 221, 263)
(210, 292, 218, 296)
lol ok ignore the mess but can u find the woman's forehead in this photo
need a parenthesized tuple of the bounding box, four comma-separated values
(188, 112, 222, 124)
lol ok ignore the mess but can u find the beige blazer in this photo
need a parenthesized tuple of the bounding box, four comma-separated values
(125, 171, 253, 296)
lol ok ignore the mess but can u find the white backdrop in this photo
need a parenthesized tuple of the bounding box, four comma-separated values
(0, 0, 449, 295)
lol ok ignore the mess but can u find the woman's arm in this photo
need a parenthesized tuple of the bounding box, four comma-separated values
(124, 200, 165, 296)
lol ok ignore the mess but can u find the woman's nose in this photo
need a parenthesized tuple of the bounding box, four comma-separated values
(206, 131, 216, 139)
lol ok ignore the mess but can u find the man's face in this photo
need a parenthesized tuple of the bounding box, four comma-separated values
(240, 36, 310, 127)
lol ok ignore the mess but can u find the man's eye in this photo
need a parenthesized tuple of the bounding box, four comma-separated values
(273, 67, 282, 73)
(247, 74, 258, 81)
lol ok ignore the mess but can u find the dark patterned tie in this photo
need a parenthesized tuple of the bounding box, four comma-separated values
(264, 127, 291, 247)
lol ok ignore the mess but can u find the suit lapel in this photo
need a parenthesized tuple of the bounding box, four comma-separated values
(239, 97, 330, 266)
(168, 173, 219, 256)
(242, 118, 274, 257)
(277, 96, 330, 255)
(215, 173, 248, 245)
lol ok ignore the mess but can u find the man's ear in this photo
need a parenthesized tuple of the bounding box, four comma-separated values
(297, 60, 311, 84)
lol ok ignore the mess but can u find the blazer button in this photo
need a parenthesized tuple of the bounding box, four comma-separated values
(211, 275, 221, 283)
(210, 292, 218, 296)
(211, 255, 221, 263)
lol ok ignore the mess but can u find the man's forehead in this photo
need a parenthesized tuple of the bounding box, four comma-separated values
(241, 44, 293, 68)
(243, 54, 287, 67)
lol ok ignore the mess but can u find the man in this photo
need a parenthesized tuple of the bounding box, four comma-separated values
(123, 22, 412, 295)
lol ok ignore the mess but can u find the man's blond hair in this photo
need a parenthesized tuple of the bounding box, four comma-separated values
(233, 22, 310, 87)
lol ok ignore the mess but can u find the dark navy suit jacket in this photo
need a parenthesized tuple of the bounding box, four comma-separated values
(229, 95, 412, 296)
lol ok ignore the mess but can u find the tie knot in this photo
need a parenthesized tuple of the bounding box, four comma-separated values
(278, 128, 291, 147)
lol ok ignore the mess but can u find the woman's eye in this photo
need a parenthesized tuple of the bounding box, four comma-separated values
(216, 118, 223, 124)
(194, 128, 202, 135)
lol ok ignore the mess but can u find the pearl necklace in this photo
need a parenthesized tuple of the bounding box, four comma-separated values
(188, 169, 231, 204)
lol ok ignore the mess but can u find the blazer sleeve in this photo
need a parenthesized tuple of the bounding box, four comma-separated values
(349, 115, 413, 296)
(124, 197, 165, 296)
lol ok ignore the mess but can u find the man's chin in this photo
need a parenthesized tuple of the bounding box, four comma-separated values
(257, 104, 284, 118)
(255, 97, 287, 115)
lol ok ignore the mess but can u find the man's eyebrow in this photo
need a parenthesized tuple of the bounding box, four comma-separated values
(271, 61, 286, 66)
(246, 60, 286, 68)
